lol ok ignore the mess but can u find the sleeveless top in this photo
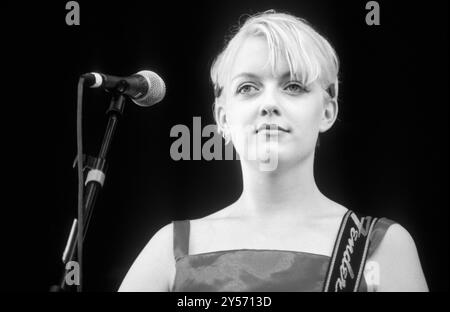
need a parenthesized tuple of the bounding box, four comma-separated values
(171, 216, 395, 292)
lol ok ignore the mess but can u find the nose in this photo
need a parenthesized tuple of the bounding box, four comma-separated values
(259, 89, 281, 117)
(261, 106, 279, 116)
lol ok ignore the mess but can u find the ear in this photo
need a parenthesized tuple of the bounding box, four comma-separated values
(215, 100, 229, 133)
(319, 97, 338, 133)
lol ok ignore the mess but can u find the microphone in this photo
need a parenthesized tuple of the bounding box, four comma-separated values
(82, 70, 166, 107)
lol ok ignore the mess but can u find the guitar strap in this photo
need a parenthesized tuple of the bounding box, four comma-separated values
(323, 210, 378, 292)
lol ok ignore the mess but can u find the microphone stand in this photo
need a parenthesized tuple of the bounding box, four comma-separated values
(51, 84, 127, 292)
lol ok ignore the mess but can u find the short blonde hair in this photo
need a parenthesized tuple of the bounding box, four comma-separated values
(210, 10, 339, 134)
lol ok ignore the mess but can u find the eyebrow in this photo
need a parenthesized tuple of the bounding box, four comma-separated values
(231, 71, 293, 83)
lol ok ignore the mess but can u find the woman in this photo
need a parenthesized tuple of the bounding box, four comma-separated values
(118, 10, 428, 292)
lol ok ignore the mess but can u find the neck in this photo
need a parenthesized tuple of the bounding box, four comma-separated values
(236, 152, 325, 219)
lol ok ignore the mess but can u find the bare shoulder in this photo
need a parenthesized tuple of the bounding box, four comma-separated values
(139, 222, 174, 259)
(382, 223, 416, 247)
(151, 222, 174, 244)
(118, 223, 175, 292)
(368, 222, 429, 291)
(190, 204, 238, 228)
(372, 223, 418, 259)
(200, 204, 237, 220)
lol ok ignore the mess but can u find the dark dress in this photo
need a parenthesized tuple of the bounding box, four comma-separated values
(171, 217, 395, 292)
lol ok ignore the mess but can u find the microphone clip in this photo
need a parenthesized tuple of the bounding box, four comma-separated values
(73, 154, 108, 187)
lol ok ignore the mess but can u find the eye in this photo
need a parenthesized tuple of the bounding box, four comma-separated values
(237, 84, 259, 95)
(284, 82, 308, 94)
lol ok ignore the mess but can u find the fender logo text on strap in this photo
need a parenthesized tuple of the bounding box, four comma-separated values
(334, 214, 372, 291)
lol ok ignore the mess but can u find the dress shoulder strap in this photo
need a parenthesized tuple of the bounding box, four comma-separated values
(367, 217, 396, 258)
(172, 220, 190, 261)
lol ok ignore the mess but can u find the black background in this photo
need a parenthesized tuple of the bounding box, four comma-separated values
(3, 0, 448, 291)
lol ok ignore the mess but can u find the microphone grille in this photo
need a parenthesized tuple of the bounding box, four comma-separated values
(133, 70, 166, 107)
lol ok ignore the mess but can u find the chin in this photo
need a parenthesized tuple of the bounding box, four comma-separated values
(263, 143, 313, 168)
(237, 140, 310, 169)
(248, 142, 289, 172)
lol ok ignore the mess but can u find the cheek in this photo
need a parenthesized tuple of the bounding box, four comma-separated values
(224, 105, 258, 156)
(289, 101, 323, 135)
(228, 117, 254, 148)
(225, 103, 255, 131)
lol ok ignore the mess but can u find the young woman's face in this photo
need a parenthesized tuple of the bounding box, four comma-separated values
(219, 35, 330, 170)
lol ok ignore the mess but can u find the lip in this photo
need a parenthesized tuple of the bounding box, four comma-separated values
(256, 123, 290, 133)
